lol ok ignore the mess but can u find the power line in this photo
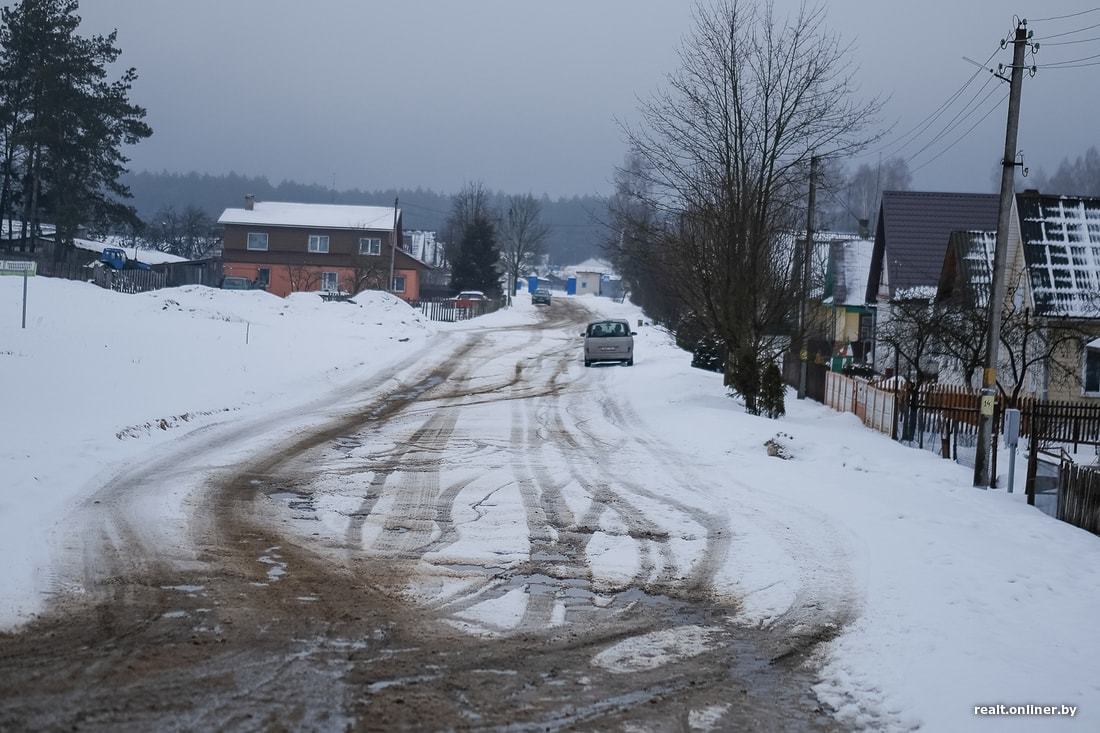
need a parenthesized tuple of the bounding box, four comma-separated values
(1038, 50, 1100, 65)
(1031, 7, 1100, 22)
(910, 91, 1010, 174)
(1040, 34, 1100, 45)
(903, 73, 1000, 167)
(853, 45, 1005, 161)
(1037, 59, 1100, 67)
(1033, 19, 1100, 40)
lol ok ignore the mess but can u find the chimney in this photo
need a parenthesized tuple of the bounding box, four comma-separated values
(1022, 188, 1040, 196)
(245, 194, 255, 211)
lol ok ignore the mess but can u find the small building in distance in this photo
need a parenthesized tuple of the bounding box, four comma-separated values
(218, 197, 430, 301)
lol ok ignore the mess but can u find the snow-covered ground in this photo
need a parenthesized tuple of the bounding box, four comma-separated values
(5, 280, 1099, 730)
(0, 278, 456, 627)
(580, 294, 1100, 731)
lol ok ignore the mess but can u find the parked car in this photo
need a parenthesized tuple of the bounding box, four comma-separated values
(221, 276, 255, 290)
(582, 319, 636, 367)
(531, 288, 552, 306)
(452, 290, 488, 308)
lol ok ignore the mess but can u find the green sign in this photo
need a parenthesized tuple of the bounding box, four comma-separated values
(0, 260, 36, 276)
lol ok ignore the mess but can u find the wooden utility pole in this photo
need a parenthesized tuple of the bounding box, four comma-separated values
(974, 22, 1031, 487)
(798, 154, 820, 400)
(389, 196, 399, 294)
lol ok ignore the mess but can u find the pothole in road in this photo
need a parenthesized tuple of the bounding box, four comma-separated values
(591, 624, 719, 673)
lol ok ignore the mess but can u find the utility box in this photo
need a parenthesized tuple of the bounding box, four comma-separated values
(566, 276, 577, 295)
(527, 275, 538, 293)
(1004, 408, 1021, 447)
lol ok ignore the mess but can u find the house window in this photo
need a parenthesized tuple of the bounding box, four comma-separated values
(256, 267, 270, 288)
(359, 237, 382, 256)
(308, 235, 330, 253)
(321, 271, 339, 292)
(1084, 345, 1100, 394)
(392, 275, 406, 293)
(247, 232, 268, 251)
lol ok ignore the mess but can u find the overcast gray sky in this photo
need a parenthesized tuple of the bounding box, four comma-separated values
(77, 1, 1100, 197)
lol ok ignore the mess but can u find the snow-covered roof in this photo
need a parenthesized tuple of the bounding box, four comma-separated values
(218, 201, 399, 231)
(1018, 193, 1100, 318)
(74, 238, 187, 265)
(562, 258, 615, 277)
(825, 238, 874, 306)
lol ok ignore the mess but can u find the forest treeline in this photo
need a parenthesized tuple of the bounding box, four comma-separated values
(121, 170, 609, 266)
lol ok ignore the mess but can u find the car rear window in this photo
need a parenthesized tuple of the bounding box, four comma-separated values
(587, 322, 629, 337)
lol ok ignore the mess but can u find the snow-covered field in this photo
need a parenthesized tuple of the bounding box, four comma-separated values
(580, 294, 1100, 731)
(0, 278, 454, 627)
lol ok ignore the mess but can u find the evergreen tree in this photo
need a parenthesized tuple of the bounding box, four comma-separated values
(759, 361, 786, 419)
(0, 0, 151, 250)
(451, 213, 502, 295)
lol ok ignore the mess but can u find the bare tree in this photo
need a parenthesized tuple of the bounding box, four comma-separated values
(345, 254, 388, 295)
(619, 0, 880, 413)
(286, 264, 319, 293)
(843, 157, 911, 230)
(499, 193, 550, 296)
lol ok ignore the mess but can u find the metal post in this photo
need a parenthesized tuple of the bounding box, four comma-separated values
(21, 269, 27, 328)
(975, 22, 1030, 486)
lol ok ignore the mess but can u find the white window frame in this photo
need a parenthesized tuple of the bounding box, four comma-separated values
(308, 234, 330, 253)
(246, 232, 269, 251)
(1084, 344, 1100, 395)
(359, 237, 382, 256)
(321, 271, 339, 292)
(392, 275, 406, 293)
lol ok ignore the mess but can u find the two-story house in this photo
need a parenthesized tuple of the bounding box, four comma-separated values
(218, 197, 431, 301)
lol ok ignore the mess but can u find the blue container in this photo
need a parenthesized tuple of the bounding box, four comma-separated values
(527, 275, 539, 293)
(566, 276, 577, 295)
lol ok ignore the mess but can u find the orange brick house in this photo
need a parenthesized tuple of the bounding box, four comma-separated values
(218, 197, 431, 301)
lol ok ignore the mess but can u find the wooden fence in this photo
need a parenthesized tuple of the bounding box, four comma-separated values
(418, 297, 503, 322)
(1057, 463, 1100, 535)
(93, 266, 166, 294)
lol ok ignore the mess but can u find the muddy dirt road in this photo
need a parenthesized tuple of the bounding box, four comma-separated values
(0, 301, 839, 731)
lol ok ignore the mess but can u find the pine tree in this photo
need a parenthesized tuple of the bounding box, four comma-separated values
(451, 212, 502, 295)
(759, 361, 786, 419)
(0, 0, 151, 251)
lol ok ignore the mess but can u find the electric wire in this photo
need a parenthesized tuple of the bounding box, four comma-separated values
(1033, 19, 1100, 40)
(1030, 7, 1100, 22)
(902, 73, 1000, 168)
(910, 91, 1009, 175)
(851, 44, 1005, 161)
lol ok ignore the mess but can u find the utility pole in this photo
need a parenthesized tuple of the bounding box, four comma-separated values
(974, 22, 1032, 487)
(389, 196, 399, 294)
(798, 154, 820, 400)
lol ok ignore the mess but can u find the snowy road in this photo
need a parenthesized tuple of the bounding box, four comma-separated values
(0, 300, 837, 730)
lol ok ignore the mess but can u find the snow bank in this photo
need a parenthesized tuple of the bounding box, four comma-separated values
(581, 295, 1100, 732)
(0, 278, 434, 628)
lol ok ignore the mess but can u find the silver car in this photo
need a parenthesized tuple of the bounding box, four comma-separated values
(582, 319, 636, 367)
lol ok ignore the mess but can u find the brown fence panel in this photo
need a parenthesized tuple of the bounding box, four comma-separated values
(1057, 464, 1100, 535)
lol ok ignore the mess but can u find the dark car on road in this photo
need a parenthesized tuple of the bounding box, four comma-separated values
(531, 288, 552, 306)
(583, 319, 636, 367)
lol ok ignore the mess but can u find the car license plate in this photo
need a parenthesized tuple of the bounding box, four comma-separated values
(600, 346, 617, 352)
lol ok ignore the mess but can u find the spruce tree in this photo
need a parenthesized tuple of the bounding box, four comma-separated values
(450, 213, 502, 295)
(0, 0, 151, 250)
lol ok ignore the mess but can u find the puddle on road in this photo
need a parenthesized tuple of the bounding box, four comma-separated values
(592, 624, 718, 673)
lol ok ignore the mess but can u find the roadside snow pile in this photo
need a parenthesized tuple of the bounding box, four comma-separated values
(0, 278, 433, 628)
(581, 295, 1100, 732)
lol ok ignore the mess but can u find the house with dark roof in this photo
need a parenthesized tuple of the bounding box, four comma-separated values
(936, 191, 1100, 401)
(867, 191, 1001, 303)
(218, 197, 431, 301)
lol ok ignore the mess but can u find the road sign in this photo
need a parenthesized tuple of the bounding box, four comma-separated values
(0, 260, 36, 276)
